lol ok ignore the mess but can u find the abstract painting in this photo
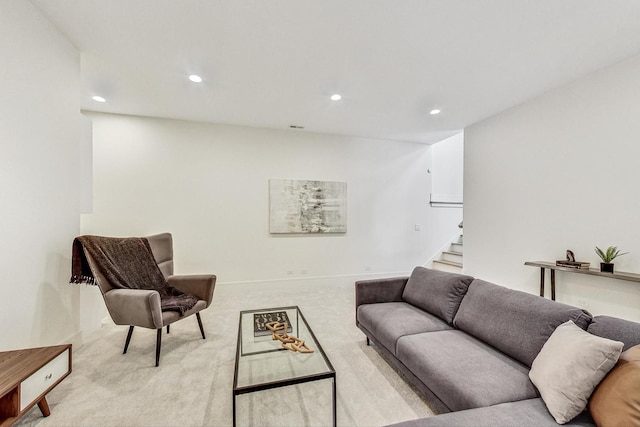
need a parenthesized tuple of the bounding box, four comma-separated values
(269, 179, 347, 234)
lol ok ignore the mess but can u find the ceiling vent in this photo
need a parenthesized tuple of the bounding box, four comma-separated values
(289, 125, 305, 129)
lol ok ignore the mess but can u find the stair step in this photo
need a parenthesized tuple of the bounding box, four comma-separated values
(432, 259, 463, 273)
(443, 250, 462, 256)
(450, 242, 463, 255)
(433, 259, 462, 268)
(442, 250, 463, 263)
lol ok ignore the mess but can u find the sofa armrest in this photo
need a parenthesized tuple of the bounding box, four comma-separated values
(103, 289, 163, 329)
(168, 274, 216, 308)
(355, 277, 408, 308)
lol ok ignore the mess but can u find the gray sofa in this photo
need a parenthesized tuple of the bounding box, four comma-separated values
(355, 267, 640, 426)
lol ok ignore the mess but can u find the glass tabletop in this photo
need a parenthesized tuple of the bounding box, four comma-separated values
(233, 306, 335, 392)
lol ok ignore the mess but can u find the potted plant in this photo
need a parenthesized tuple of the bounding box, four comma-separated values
(594, 246, 628, 273)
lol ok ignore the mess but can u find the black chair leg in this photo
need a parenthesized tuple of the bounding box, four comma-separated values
(123, 326, 134, 354)
(167, 325, 170, 334)
(155, 328, 162, 367)
(196, 312, 205, 339)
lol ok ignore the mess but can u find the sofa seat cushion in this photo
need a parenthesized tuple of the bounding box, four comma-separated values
(453, 279, 592, 367)
(357, 302, 452, 355)
(162, 299, 207, 325)
(396, 330, 538, 412)
(402, 267, 474, 324)
(385, 399, 596, 427)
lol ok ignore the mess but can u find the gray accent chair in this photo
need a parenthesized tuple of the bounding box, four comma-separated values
(85, 233, 216, 366)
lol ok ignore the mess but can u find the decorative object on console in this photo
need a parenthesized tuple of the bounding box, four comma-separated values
(595, 246, 628, 273)
(556, 249, 590, 269)
(269, 179, 347, 234)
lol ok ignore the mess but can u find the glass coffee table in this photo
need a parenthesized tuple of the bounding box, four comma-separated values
(232, 306, 336, 426)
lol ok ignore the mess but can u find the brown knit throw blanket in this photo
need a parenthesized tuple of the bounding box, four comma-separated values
(70, 235, 199, 316)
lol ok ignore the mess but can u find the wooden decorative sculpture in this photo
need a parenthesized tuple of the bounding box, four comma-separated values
(566, 250, 575, 262)
(266, 321, 314, 353)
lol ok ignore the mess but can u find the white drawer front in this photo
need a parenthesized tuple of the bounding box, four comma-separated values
(20, 349, 69, 411)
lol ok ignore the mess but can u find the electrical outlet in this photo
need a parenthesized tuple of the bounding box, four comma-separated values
(414, 224, 421, 231)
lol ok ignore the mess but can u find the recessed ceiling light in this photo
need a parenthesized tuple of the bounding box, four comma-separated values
(330, 94, 342, 101)
(189, 74, 203, 83)
(430, 109, 441, 115)
(92, 95, 106, 103)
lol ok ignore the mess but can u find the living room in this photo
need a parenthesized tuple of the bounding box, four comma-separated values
(2, 1, 640, 426)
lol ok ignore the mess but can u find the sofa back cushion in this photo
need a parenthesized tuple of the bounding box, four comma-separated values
(402, 267, 474, 324)
(588, 315, 640, 351)
(453, 279, 592, 367)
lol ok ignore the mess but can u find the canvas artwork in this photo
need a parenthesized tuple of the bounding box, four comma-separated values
(269, 179, 347, 234)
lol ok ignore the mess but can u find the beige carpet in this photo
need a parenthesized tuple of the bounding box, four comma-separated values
(17, 278, 435, 426)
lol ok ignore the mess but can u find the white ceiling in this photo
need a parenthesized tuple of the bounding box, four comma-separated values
(32, 0, 640, 144)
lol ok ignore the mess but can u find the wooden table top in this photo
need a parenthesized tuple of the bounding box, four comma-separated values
(0, 345, 71, 398)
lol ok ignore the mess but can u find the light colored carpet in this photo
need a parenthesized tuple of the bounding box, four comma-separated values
(17, 278, 435, 426)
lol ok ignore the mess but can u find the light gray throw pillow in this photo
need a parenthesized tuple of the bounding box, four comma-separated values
(529, 320, 623, 424)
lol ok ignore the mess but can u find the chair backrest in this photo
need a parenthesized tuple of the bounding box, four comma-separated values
(85, 233, 174, 295)
(146, 233, 174, 279)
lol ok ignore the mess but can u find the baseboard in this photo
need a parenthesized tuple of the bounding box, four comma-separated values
(60, 329, 84, 351)
(218, 270, 411, 286)
(60, 317, 111, 351)
(60, 272, 411, 350)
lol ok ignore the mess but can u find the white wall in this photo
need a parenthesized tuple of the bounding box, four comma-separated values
(82, 113, 462, 283)
(431, 132, 464, 199)
(464, 53, 640, 321)
(0, 1, 99, 351)
(427, 132, 464, 253)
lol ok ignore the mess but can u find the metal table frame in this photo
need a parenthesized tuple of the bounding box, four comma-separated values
(232, 306, 336, 427)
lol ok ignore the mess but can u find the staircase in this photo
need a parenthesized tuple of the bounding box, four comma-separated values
(431, 234, 463, 273)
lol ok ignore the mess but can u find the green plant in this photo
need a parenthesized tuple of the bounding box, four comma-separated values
(595, 246, 628, 263)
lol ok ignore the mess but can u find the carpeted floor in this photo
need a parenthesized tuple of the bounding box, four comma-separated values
(16, 278, 435, 426)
